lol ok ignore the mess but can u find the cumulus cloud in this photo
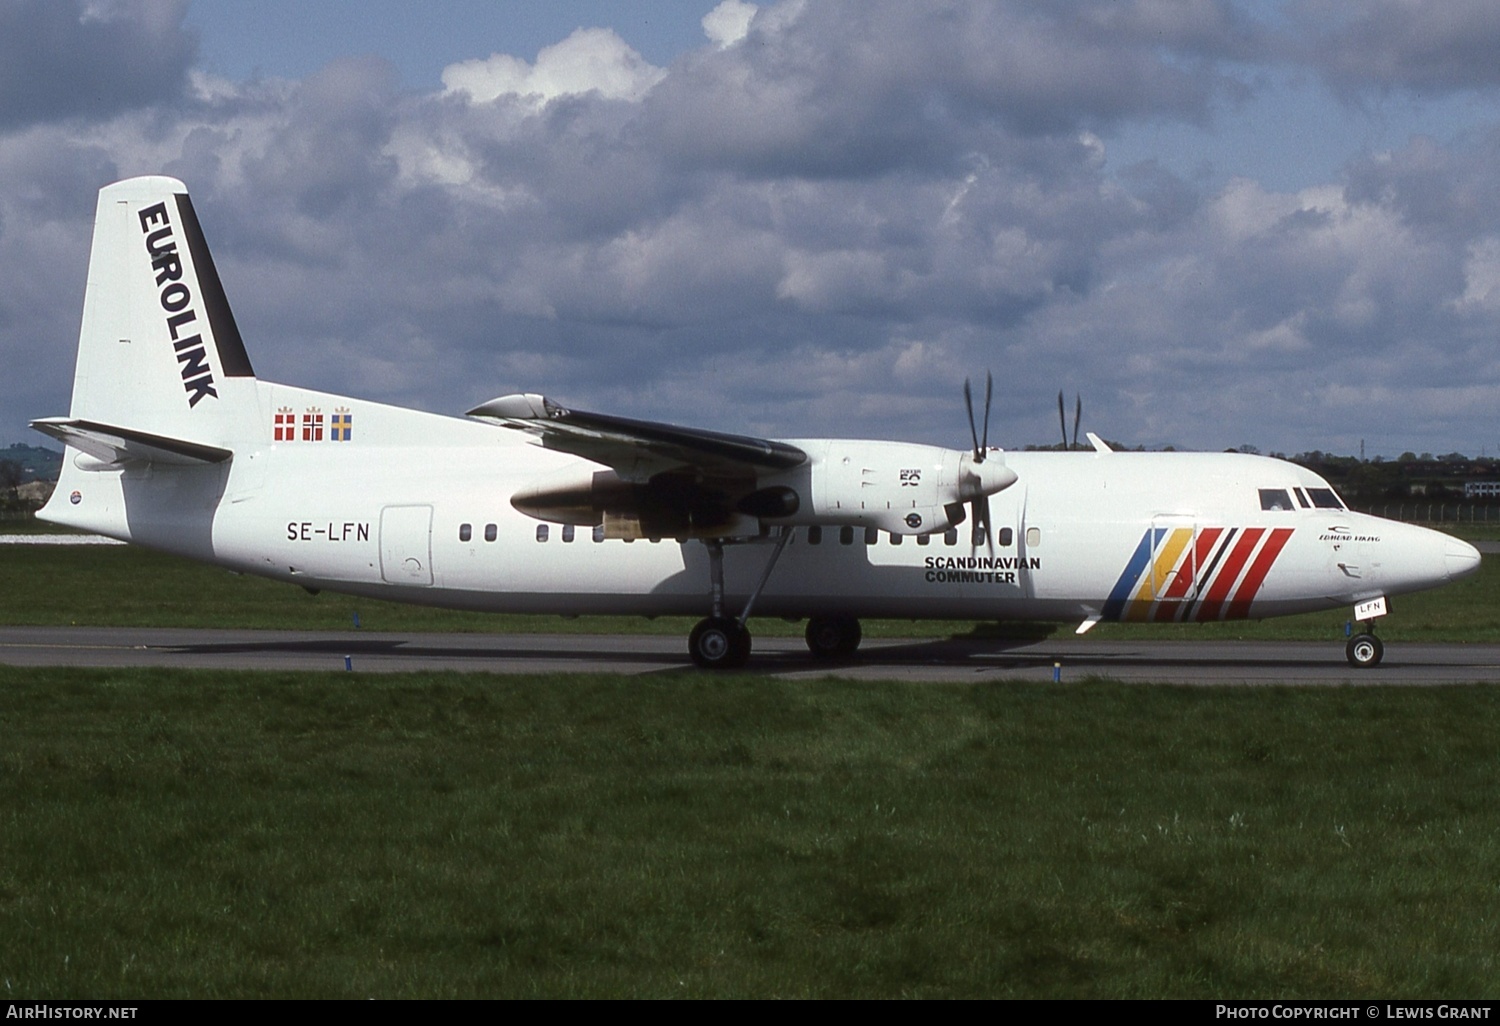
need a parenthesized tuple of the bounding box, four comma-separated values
(441, 27, 666, 106)
(702, 0, 757, 48)
(643, 1, 1267, 182)
(0, 0, 195, 129)
(5, 0, 1500, 457)
(1290, 0, 1500, 95)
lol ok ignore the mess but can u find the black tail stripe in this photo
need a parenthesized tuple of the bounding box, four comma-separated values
(174, 193, 254, 378)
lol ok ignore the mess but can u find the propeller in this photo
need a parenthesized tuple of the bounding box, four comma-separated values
(964, 373, 992, 465)
(1057, 391, 1081, 450)
(962, 372, 1008, 551)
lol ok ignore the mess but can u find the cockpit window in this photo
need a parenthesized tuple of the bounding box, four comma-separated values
(1259, 488, 1294, 511)
(1306, 487, 1344, 509)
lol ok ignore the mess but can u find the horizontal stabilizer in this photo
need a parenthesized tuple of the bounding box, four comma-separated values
(31, 417, 232, 467)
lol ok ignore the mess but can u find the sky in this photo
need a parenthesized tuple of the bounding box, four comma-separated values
(5, 0, 1500, 458)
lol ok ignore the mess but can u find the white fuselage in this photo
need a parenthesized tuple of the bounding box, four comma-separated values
(40, 381, 1476, 627)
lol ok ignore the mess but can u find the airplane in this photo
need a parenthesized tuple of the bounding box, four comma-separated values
(31, 176, 1482, 670)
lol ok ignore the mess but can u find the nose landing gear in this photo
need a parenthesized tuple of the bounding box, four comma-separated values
(1346, 626, 1384, 668)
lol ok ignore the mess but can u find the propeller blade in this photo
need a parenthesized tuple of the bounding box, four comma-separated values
(1058, 390, 1067, 450)
(970, 495, 993, 555)
(964, 379, 981, 458)
(1072, 394, 1082, 450)
(980, 372, 992, 460)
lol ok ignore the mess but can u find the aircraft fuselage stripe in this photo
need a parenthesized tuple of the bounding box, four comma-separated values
(1195, 528, 1265, 621)
(1158, 526, 1214, 602)
(1225, 527, 1294, 620)
(1102, 529, 1158, 620)
(1103, 524, 1299, 624)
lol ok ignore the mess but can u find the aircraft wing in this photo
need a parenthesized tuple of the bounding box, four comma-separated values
(467, 394, 807, 478)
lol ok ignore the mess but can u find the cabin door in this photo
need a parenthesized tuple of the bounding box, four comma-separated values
(380, 504, 434, 585)
(1149, 517, 1201, 604)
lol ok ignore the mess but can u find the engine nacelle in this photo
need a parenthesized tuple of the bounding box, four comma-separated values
(511, 463, 757, 539)
(762, 439, 1016, 535)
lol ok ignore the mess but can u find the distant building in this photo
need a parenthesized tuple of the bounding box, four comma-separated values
(1464, 481, 1500, 499)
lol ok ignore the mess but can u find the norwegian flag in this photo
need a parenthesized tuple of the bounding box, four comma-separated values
(274, 407, 296, 442)
(302, 408, 324, 442)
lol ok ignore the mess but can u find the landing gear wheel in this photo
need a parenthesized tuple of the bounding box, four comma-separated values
(1346, 632, 1384, 669)
(805, 615, 862, 659)
(690, 616, 751, 669)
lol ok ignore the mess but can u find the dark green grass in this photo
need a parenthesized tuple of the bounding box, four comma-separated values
(0, 543, 725, 634)
(0, 519, 63, 534)
(2, 538, 1496, 643)
(2, 668, 1498, 998)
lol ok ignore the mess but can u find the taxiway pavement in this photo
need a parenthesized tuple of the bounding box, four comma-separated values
(3, 626, 1499, 684)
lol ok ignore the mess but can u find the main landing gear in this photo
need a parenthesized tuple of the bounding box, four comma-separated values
(1345, 625, 1384, 669)
(686, 531, 866, 668)
(687, 531, 792, 669)
(689, 616, 751, 668)
(804, 615, 862, 659)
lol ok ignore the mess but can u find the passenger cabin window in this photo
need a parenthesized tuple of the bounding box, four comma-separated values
(840, 526, 855, 545)
(562, 524, 575, 543)
(536, 524, 549, 542)
(484, 523, 497, 542)
(889, 532, 902, 546)
(917, 534, 929, 546)
(998, 527, 1014, 547)
(1307, 487, 1344, 509)
(459, 523, 472, 542)
(944, 529, 958, 546)
(864, 527, 879, 545)
(1259, 488, 1294, 511)
(593, 525, 605, 543)
(807, 526, 822, 545)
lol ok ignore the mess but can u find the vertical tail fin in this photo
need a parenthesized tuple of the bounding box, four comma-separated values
(62, 176, 257, 445)
(33, 177, 260, 543)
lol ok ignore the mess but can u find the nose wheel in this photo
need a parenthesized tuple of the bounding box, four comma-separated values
(1345, 630, 1383, 668)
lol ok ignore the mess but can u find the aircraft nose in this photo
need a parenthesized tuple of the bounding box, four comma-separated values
(1445, 537, 1481, 581)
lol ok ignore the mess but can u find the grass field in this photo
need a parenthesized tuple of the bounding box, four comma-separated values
(4, 532, 1498, 998)
(3, 668, 1499, 998)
